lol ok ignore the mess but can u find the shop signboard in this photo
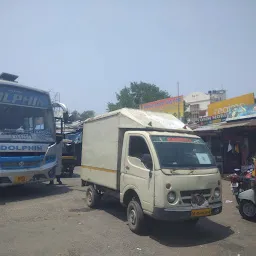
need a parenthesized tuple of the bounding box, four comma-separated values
(199, 113, 227, 126)
(208, 93, 255, 116)
(226, 104, 256, 121)
(140, 96, 184, 118)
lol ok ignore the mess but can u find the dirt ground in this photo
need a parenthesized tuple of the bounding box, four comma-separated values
(0, 170, 255, 256)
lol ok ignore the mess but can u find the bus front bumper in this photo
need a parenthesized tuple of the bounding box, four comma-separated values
(0, 162, 57, 187)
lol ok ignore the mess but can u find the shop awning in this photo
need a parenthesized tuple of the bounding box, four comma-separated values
(219, 118, 256, 129)
(194, 123, 223, 132)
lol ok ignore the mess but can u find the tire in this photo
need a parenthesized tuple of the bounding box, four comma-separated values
(86, 185, 100, 208)
(68, 169, 74, 178)
(239, 200, 256, 221)
(127, 199, 145, 234)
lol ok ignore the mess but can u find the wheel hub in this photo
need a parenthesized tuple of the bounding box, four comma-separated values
(130, 209, 137, 225)
(87, 190, 92, 204)
(243, 202, 256, 217)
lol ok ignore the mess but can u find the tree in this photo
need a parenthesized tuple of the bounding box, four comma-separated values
(69, 110, 81, 122)
(80, 110, 95, 120)
(183, 101, 191, 123)
(69, 110, 95, 122)
(107, 82, 170, 112)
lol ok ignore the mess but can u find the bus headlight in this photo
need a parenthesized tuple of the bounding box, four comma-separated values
(214, 188, 221, 198)
(167, 191, 176, 203)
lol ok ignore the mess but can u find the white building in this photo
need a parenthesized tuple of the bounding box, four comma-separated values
(184, 92, 210, 123)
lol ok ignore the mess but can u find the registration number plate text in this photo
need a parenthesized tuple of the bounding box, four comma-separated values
(191, 208, 211, 217)
(14, 176, 29, 184)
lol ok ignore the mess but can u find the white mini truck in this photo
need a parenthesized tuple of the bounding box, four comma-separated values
(79, 108, 222, 233)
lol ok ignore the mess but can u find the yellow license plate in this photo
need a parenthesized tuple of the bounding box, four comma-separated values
(14, 176, 29, 184)
(191, 208, 211, 217)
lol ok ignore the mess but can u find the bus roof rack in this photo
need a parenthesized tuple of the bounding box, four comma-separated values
(0, 72, 19, 82)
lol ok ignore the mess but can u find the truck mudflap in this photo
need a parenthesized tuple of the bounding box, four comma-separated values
(151, 202, 222, 221)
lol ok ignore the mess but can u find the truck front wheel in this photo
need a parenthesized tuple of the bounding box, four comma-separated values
(127, 199, 145, 234)
(86, 185, 100, 208)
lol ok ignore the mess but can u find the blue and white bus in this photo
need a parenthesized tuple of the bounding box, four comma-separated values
(0, 72, 61, 186)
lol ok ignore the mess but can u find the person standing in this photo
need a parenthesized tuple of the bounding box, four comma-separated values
(49, 135, 63, 185)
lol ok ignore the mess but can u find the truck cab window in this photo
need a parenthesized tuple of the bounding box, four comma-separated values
(129, 136, 150, 159)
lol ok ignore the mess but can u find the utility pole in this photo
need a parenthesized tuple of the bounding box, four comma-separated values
(177, 81, 180, 120)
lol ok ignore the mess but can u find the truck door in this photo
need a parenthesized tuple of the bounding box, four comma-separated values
(122, 135, 155, 213)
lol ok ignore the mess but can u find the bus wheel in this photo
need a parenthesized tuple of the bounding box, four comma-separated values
(68, 168, 74, 177)
(86, 185, 100, 208)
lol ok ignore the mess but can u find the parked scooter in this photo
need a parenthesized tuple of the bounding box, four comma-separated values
(229, 168, 252, 204)
(238, 177, 256, 221)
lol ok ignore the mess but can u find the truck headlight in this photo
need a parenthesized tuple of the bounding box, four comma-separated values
(167, 191, 176, 203)
(214, 188, 221, 198)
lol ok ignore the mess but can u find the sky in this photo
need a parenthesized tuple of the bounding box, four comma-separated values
(0, 0, 255, 114)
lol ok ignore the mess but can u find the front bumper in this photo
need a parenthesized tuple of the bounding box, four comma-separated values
(152, 202, 222, 221)
(0, 161, 57, 187)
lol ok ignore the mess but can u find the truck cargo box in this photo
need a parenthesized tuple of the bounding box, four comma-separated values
(80, 108, 190, 190)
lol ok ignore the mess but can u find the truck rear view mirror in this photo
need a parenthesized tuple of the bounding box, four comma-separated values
(141, 154, 153, 170)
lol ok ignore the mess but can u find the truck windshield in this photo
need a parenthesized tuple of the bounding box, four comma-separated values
(0, 104, 55, 142)
(151, 136, 216, 168)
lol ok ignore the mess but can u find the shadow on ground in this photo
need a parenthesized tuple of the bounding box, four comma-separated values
(0, 183, 72, 205)
(60, 173, 80, 179)
(97, 196, 234, 248)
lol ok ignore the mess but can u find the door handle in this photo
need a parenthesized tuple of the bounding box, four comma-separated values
(125, 166, 130, 170)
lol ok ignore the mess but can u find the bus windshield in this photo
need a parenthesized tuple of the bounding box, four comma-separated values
(151, 136, 216, 169)
(0, 104, 55, 142)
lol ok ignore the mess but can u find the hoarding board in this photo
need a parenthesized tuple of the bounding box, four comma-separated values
(199, 113, 227, 126)
(226, 104, 256, 121)
(140, 96, 184, 118)
(208, 93, 255, 116)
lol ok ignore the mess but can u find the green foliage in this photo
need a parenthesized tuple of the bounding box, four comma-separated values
(69, 110, 95, 122)
(80, 110, 95, 120)
(107, 82, 170, 112)
(183, 101, 191, 123)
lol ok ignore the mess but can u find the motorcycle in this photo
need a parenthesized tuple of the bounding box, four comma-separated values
(238, 177, 256, 221)
(229, 168, 252, 204)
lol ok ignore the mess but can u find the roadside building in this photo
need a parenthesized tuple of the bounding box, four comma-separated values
(184, 92, 210, 123)
(208, 89, 227, 103)
(194, 93, 256, 174)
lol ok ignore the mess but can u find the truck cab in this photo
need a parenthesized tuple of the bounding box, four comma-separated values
(120, 131, 222, 231)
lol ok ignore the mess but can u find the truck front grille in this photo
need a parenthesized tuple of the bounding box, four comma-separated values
(180, 189, 211, 204)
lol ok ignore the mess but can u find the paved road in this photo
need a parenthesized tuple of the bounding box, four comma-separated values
(0, 171, 255, 256)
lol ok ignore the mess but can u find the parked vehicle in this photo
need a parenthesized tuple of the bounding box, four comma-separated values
(229, 168, 252, 204)
(0, 72, 65, 187)
(238, 177, 256, 221)
(78, 108, 222, 234)
(61, 138, 76, 177)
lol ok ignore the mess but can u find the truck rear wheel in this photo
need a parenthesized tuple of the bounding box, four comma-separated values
(86, 185, 100, 208)
(127, 199, 145, 234)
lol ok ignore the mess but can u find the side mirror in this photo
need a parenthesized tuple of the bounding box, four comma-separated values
(56, 134, 63, 144)
(141, 154, 153, 171)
